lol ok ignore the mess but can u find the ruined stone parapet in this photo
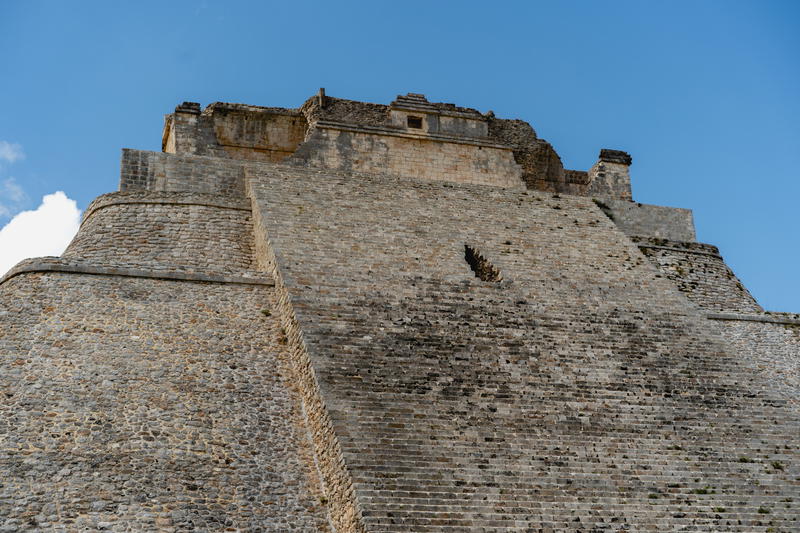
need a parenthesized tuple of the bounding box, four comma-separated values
(290, 93, 526, 188)
(162, 101, 308, 163)
(587, 148, 634, 200)
(160, 91, 620, 193)
(157, 93, 656, 198)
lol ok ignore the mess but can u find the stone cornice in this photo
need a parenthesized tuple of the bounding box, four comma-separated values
(708, 312, 800, 326)
(314, 120, 509, 150)
(0, 258, 273, 287)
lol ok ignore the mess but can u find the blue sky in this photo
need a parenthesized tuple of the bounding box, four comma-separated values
(1, 0, 798, 311)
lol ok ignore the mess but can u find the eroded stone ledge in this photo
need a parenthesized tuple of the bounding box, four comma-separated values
(708, 311, 800, 326)
(83, 190, 251, 224)
(314, 119, 510, 149)
(0, 257, 273, 287)
(637, 243, 722, 258)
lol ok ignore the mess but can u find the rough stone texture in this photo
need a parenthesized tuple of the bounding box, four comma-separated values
(248, 196, 366, 533)
(121, 149, 246, 196)
(599, 149, 633, 165)
(0, 172, 335, 530)
(711, 315, 800, 402)
(587, 151, 633, 201)
(601, 200, 697, 242)
(64, 191, 256, 275)
(163, 102, 308, 163)
(246, 163, 799, 533)
(301, 95, 391, 130)
(159, 92, 628, 197)
(161, 108, 219, 157)
(486, 118, 577, 194)
(0, 256, 272, 287)
(634, 237, 762, 313)
(0, 272, 330, 532)
(388, 94, 489, 138)
(289, 125, 525, 189)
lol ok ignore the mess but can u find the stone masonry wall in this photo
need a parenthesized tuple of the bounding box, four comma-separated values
(209, 106, 307, 163)
(161, 106, 224, 158)
(486, 118, 582, 194)
(247, 163, 799, 532)
(587, 157, 633, 201)
(162, 95, 592, 194)
(289, 126, 524, 189)
(0, 272, 331, 532)
(600, 199, 697, 242)
(120, 149, 245, 196)
(248, 192, 366, 533)
(63, 191, 256, 275)
(634, 236, 762, 313)
(163, 104, 308, 163)
(711, 316, 800, 401)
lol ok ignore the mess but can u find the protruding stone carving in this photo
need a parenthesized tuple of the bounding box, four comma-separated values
(174, 101, 201, 114)
(599, 148, 632, 165)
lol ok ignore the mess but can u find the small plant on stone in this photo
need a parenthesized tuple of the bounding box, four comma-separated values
(758, 506, 770, 514)
(770, 461, 784, 471)
(260, 309, 272, 317)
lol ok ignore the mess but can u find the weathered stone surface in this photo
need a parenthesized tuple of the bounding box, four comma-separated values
(634, 236, 761, 313)
(64, 191, 256, 275)
(0, 273, 329, 532)
(163, 102, 308, 163)
(710, 313, 800, 402)
(602, 200, 697, 242)
(588, 150, 633, 201)
(290, 125, 524, 189)
(120, 149, 246, 195)
(247, 163, 799, 532)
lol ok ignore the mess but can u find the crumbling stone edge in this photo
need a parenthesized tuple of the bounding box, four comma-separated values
(0, 258, 274, 287)
(637, 243, 722, 259)
(82, 191, 251, 225)
(247, 176, 366, 533)
(708, 312, 800, 326)
(315, 119, 511, 149)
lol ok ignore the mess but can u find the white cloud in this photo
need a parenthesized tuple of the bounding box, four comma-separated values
(0, 191, 81, 277)
(0, 141, 25, 164)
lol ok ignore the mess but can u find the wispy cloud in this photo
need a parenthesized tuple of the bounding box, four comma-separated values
(0, 191, 82, 277)
(0, 141, 25, 164)
(0, 178, 29, 218)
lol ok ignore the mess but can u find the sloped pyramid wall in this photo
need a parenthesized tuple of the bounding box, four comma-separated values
(247, 164, 799, 532)
(0, 188, 331, 531)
